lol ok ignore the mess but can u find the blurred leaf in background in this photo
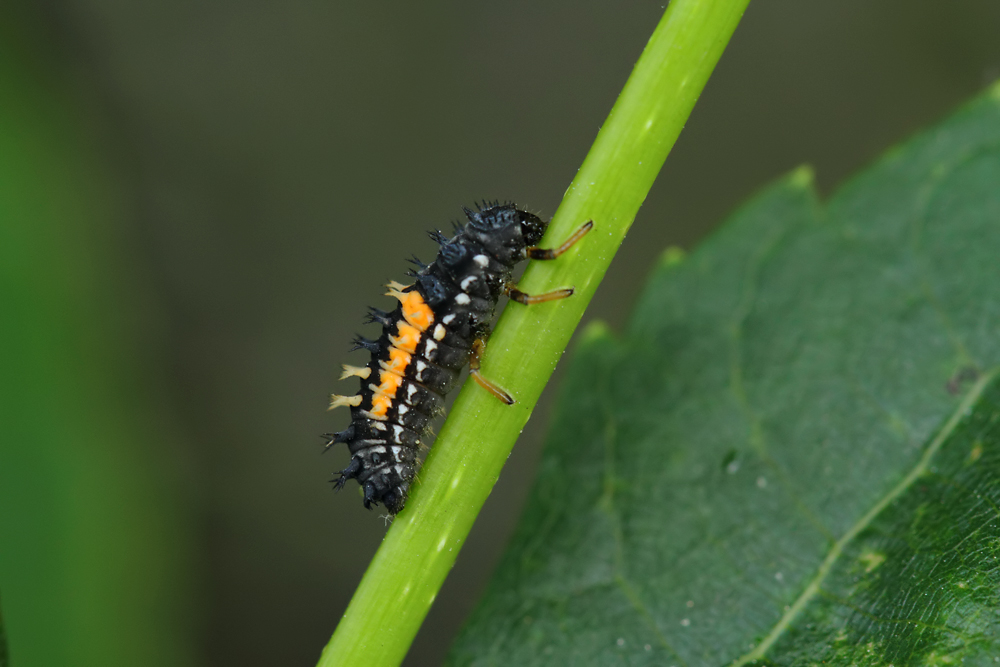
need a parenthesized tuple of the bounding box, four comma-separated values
(452, 85, 1000, 664)
(0, 5, 196, 667)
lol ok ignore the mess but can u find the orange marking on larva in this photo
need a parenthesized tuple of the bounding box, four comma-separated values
(403, 293, 434, 330)
(360, 409, 387, 422)
(373, 371, 404, 398)
(370, 394, 393, 418)
(382, 347, 412, 376)
(389, 321, 421, 354)
(379, 360, 402, 379)
(367, 363, 409, 419)
(387, 289, 435, 331)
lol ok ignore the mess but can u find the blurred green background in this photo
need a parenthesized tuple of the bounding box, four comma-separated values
(2, 2, 999, 666)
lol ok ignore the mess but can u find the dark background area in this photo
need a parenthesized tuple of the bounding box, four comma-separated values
(3, 1, 1000, 666)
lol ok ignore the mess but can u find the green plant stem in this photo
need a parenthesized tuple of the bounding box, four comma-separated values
(317, 1, 751, 664)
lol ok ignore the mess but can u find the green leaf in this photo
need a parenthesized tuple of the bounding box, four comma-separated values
(450, 83, 1000, 665)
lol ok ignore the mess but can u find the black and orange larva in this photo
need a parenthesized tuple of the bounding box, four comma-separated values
(323, 202, 592, 515)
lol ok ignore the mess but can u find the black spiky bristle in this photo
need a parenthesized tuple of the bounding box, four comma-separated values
(428, 230, 449, 246)
(350, 335, 380, 353)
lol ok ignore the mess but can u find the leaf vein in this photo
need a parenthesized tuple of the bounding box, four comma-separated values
(728, 368, 999, 667)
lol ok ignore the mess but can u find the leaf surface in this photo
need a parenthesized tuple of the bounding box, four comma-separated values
(450, 84, 1000, 666)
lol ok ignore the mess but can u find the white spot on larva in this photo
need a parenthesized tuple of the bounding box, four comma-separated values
(616, 638, 625, 647)
(393, 465, 404, 476)
(425, 339, 438, 357)
(393, 424, 404, 441)
(681, 618, 690, 627)
(460, 275, 477, 290)
(455, 293, 471, 305)
(442, 313, 456, 325)
(372, 421, 386, 431)
(473, 254, 489, 267)
(398, 404, 409, 414)
(434, 324, 446, 341)
(391, 445, 403, 459)
(757, 476, 767, 488)
(406, 384, 417, 399)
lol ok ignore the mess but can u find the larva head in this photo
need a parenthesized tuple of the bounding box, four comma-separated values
(518, 210, 547, 247)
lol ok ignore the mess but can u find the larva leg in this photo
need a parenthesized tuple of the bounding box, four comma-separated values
(469, 338, 514, 405)
(525, 220, 593, 260)
(509, 219, 591, 303)
(505, 284, 574, 305)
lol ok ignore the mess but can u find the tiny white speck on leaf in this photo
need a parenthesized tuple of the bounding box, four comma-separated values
(775, 572, 784, 582)
(617, 638, 625, 647)
(681, 618, 690, 627)
(686, 600, 694, 608)
(756, 476, 767, 488)
(645, 644, 652, 651)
